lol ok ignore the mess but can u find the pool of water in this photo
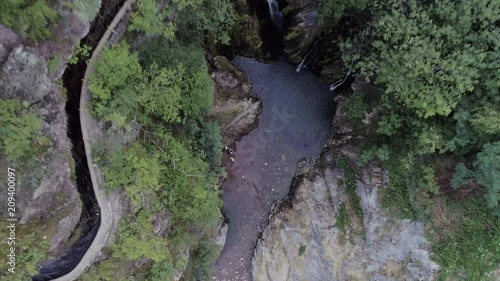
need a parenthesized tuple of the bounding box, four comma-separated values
(215, 56, 335, 280)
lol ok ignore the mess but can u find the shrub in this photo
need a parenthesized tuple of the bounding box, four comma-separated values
(345, 92, 367, 121)
(474, 142, 500, 211)
(0, 100, 42, 162)
(0, 0, 59, 42)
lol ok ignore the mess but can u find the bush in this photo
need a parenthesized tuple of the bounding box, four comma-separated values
(345, 93, 367, 121)
(434, 198, 500, 280)
(0, 0, 59, 42)
(451, 163, 475, 189)
(474, 142, 500, 211)
(0, 100, 42, 162)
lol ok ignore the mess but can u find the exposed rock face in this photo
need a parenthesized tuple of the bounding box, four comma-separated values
(0, 0, 99, 255)
(208, 56, 262, 147)
(283, 0, 321, 63)
(0, 43, 82, 254)
(0, 46, 52, 103)
(283, 0, 344, 83)
(231, 0, 264, 58)
(252, 95, 440, 281)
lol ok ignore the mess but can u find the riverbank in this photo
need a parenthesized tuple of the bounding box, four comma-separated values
(215, 56, 335, 280)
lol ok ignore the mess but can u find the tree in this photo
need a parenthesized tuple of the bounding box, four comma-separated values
(174, 0, 236, 44)
(317, 0, 369, 24)
(91, 41, 213, 126)
(137, 63, 184, 124)
(103, 143, 161, 210)
(113, 210, 169, 262)
(0, 0, 59, 42)
(475, 142, 500, 211)
(128, 0, 175, 38)
(89, 42, 142, 125)
(345, 0, 499, 118)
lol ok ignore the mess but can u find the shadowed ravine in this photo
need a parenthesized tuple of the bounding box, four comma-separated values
(215, 57, 335, 280)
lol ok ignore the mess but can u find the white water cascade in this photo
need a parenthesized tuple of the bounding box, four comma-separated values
(296, 37, 327, 73)
(266, 0, 284, 30)
(296, 49, 313, 72)
(329, 71, 351, 92)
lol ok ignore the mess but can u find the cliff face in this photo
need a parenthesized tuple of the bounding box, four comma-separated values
(208, 56, 262, 147)
(231, 0, 265, 59)
(252, 93, 440, 281)
(0, 0, 99, 257)
(282, 0, 344, 83)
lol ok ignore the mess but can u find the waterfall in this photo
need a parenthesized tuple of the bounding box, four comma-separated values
(266, 0, 275, 16)
(296, 37, 328, 73)
(329, 71, 351, 92)
(266, 0, 283, 30)
(296, 48, 313, 72)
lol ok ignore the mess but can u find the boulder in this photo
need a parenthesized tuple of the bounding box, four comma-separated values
(0, 46, 51, 103)
(208, 56, 262, 147)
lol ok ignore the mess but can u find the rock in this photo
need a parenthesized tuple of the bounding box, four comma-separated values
(0, 25, 23, 64)
(152, 211, 171, 237)
(215, 221, 229, 252)
(283, 0, 321, 63)
(208, 56, 262, 146)
(252, 96, 440, 281)
(0, 46, 51, 103)
(173, 247, 190, 281)
(231, 0, 264, 58)
(283, 0, 345, 82)
(0, 0, 99, 257)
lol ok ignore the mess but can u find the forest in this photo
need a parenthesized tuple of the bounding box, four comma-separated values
(320, 0, 499, 279)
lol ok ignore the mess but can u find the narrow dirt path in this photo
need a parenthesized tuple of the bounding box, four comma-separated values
(51, 0, 135, 280)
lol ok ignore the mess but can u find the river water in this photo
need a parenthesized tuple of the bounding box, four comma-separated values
(215, 56, 335, 280)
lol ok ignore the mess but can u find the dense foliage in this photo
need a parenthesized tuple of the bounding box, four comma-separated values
(85, 0, 235, 278)
(128, 0, 236, 44)
(327, 0, 500, 279)
(0, 0, 58, 41)
(0, 100, 43, 162)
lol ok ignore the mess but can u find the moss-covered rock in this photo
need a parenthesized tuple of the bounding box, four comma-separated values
(207, 56, 262, 147)
(230, 0, 264, 58)
(283, 0, 345, 82)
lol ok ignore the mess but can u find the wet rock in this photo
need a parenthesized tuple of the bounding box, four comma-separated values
(252, 96, 440, 281)
(208, 56, 262, 146)
(231, 0, 264, 58)
(215, 221, 229, 253)
(283, 0, 345, 83)
(283, 0, 321, 63)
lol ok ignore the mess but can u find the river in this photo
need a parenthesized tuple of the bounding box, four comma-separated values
(215, 56, 335, 280)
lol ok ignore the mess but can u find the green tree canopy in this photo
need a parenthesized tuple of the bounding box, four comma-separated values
(0, 0, 59, 41)
(345, 0, 499, 118)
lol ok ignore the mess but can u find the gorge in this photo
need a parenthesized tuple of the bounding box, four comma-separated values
(0, 0, 498, 280)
